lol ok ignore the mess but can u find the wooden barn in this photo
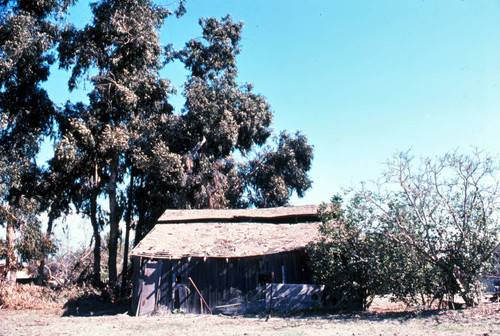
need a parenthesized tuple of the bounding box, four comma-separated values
(130, 205, 321, 316)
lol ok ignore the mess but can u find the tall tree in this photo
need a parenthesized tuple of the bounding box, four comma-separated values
(58, 0, 178, 283)
(133, 16, 314, 241)
(58, 7, 313, 284)
(174, 15, 313, 209)
(0, 0, 72, 281)
(131, 16, 313, 240)
(173, 16, 273, 209)
(48, 103, 108, 284)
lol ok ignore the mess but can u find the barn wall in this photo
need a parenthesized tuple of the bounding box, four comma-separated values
(131, 257, 141, 315)
(154, 250, 313, 314)
(132, 257, 162, 316)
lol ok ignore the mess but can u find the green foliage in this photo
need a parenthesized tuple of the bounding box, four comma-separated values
(308, 194, 388, 310)
(378, 151, 500, 306)
(0, 0, 70, 274)
(246, 131, 313, 207)
(17, 218, 57, 262)
(166, 15, 313, 210)
(56, 0, 179, 283)
(0, 195, 56, 263)
(1, 0, 313, 283)
(310, 151, 499, 309)
(133, 15, 313, 238)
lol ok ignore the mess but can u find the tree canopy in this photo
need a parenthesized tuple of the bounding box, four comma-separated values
(0, 0, 314, 284)
(0, 0, 73, 280)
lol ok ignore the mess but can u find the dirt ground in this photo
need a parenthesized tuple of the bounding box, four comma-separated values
(1, 301, 500, 336)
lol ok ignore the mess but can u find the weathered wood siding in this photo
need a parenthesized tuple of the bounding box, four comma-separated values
(131, 257, 141, 315)
(265, 283, 324, 312)
(133, 249, 313, 314)
(132, 257, 162, 316)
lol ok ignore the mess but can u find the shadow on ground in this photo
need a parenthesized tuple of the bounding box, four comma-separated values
(62, 293, 130, 317)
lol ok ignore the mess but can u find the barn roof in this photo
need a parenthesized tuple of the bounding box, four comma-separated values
(157, 204, 320, 223)
(130, 221, 320, 259)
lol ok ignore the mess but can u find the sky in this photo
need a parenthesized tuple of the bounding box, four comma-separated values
(41, 0, 500, 230)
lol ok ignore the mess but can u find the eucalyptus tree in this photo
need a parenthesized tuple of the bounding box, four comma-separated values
(58, 5, 313, 284)
(122, 15, 314, 289)
(58, 0, 179, 283)
(132, 16, 314, 242)
(47, 102, 109, 284)
(173, 15, 313, 209)
(0, 0, 72, 280)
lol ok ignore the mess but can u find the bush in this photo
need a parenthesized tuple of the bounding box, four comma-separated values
(310, 151, 500, 310)
(308, 195, 389, 310)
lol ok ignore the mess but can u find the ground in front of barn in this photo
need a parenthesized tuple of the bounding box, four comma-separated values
(1, 299, 500, 336)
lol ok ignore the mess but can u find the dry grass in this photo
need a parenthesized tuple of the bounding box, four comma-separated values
(1, 300, 500, 336)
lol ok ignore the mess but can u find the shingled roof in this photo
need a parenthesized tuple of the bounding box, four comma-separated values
(130, 222, 320, 259)
(157, 204, 320, 223)
(131, 205, 321, 259)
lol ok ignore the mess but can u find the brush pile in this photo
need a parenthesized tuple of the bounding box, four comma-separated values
(0, 282, 100, 310)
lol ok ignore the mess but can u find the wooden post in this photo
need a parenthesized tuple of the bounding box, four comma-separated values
(188, 277, 212, 314)
(269, 283, 273, 314)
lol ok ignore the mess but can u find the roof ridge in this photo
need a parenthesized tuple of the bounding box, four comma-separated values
(157, 204, 320, 222)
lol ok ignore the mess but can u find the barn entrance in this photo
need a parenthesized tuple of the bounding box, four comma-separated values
(173, 275, 190, 311)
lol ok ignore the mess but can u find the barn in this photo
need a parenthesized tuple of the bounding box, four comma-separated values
(130, 205, 322, 315)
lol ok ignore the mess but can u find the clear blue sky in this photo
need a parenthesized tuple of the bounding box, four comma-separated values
(44, 0, 500, 206)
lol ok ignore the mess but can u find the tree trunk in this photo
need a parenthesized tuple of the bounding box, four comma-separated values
(456, 277, 475, 307)
(108, 157, 119, 283)
(134, 206, 146, 247)
(5, 220, 17, 283)
(133, 175, 145, 246)
(121, 167, 134, 295)
(91, 188, 101, 285)
(37, 211, 55, 285)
